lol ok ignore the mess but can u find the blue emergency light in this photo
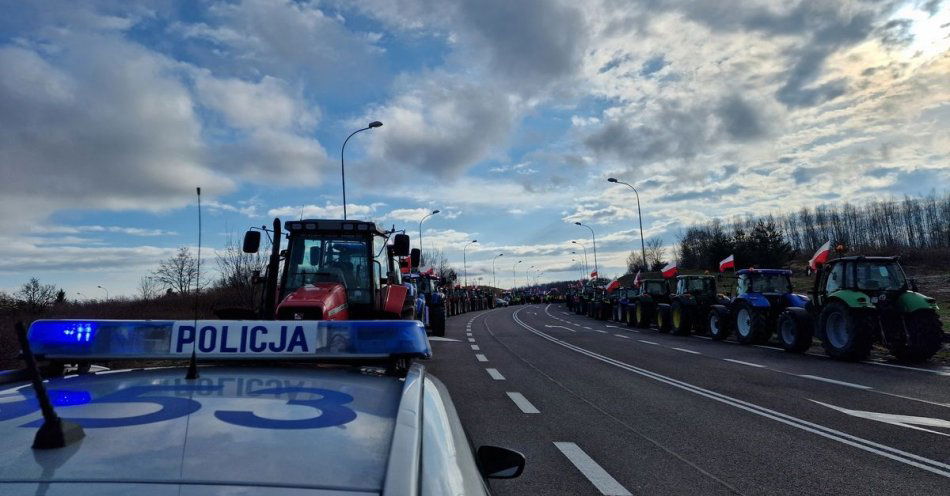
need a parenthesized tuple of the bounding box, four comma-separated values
(27, 319, 431, 360)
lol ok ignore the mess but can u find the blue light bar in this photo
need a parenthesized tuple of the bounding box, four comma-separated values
(27, 320, 431, 360)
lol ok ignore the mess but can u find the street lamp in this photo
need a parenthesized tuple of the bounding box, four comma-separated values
(463, 240, 477, 287)
(571, 241, 589, 276)
(608, 177, 647, 270)
(574, 222, 598, 278)
(512, 260, 522, 289)
(418, 209, 440, 266)
(97, 285, 109, 300)
(492, 253, 504, 292)
(340, 121, 383, 220)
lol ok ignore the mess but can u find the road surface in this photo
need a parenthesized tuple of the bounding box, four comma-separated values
(426, 304, 950, 495)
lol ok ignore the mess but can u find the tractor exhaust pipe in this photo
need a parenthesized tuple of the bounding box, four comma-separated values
(262, 218, 282, 319)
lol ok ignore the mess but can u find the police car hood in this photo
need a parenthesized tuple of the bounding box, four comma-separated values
(0, 367, 403, 495)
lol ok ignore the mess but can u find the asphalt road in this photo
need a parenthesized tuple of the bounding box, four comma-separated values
(425, 303, 950, 496)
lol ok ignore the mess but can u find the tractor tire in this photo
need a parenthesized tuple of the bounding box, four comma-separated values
(887, 310, 943, 363)
(430, 305, 446, 337)
(777, 307, 813, 353)
(625, 303, 637, 327)
(818, 302, 874, 361)
(636, 302, 654, 329)
(708, 305, 731, 341)
(734, 304, 769, 345)
(670, 300, 691, 336)
(656, 304, 672, 333)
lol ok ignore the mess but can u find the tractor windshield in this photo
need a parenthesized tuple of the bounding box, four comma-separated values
(855, 261, 906, 291)
(284, 234, 372, 304)
(681, 278, 714, 294)
(643, 281, 666, 295)
(747, 274, 792, 294)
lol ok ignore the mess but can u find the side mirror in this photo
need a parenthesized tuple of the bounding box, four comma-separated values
(242, 231, 261, 253)
(476, 445, 525, 479)
(309, 246, 321, 266)
(410, 248, 421, 269)
(392, 233, 411, 257)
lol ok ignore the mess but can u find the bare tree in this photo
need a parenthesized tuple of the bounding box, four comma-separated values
(645, 238, 666, 271)
(138, 275, 161, 301)
(216, 234, 266, 307)
(155, 247, 203, 295)
(16, 278, 59, 313)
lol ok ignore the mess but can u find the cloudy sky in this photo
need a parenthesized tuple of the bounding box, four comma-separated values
(1, 0, 947, 297)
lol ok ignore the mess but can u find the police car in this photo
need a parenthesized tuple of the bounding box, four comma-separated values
(0, 319, 525, 495)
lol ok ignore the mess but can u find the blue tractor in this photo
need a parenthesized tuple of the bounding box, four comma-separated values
(708, 269, 809, 344)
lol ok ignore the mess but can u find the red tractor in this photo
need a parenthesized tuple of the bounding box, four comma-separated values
(240, 218, 416, 321)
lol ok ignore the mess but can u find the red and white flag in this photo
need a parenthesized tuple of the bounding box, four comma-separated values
(719, 254, 735, 272)
(606, 279, 620, 293)
(809, 240, 832, 270)
(590, 270, 598, 278)
(661, 261, 678, 279)
(633, 270, 642, 287)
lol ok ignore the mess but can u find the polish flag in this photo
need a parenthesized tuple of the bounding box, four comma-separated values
(633, 270, 642, 287)
(809, 241, 832, 270)
(719, 254, 735, 272)
(590, 270, 598, 279)
(661, 261, 678, 279)
(424, 267, 435, 276)
(606, 279, 620, 293)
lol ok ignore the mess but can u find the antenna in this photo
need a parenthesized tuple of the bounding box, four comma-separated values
(15, 321, 85, 449)
(186, 187, 201, 380)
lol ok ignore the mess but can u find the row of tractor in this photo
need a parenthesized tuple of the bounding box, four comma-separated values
(565, 256, 945, 363)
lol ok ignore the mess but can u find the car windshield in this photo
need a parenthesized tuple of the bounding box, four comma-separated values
(748, 274, 792, 294)
(855, 261, 906, 291)
(284, 234, 371, 304)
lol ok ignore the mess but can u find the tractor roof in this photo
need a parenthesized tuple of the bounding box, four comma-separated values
(677, 274, 715, 280)
(284, 219, 387, 236)
(737, 268, 792, 276)
(827, 255, 899, 263)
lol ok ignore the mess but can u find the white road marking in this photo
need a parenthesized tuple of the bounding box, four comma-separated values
(593, 329, 607, 334)
(693, 336, 712, 340)
(638, 340, 659, 345)
(553, 442, 632, 495)
(614, 334, 631, 339)
(468, 338, 476, 342)
(583, 326, 593, 330)
(517, 309, 950, 479)
(486, 368, 506, 380)
(799, 375, 871, 390)
(863, 360, 950, 377)
(475, 354, 488, 362)
(723, 359, 766, 368)
(813, 400, 950, 438)
(545, 325, 576, 332)
(754, 344, 783, 351)
(605, 325, 621, 328)
(428, 336, 460, 342)
(507, 392, 540, 414)
(673, 347, 701, 355)
(471, 345, 480, 350)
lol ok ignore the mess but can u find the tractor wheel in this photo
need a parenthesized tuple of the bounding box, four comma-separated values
(626, 303, 637, 327)
(430, 305, 446, 337)
(637, 302, 655, 329)
(708, 306, 731, 341)
(819, 302, 874, 361)
(656, 304, 672, 333)
(670, 300, 691, 336)
(734, 304, 769, 345)
(887, 310, 943, 363)
(777, 308, 813, 353)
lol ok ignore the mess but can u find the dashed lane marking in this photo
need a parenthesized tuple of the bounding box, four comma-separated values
(723, 359, 766, 368)
(475, 354, 488, 362)
(506, 392, 540, 414)
(673, 347, 701, 355)
(468, 338, 476, 343)
(486, 368, 506, 380)
(638, 340, 659, 345)
(614, 334, 630, 339)
(471, 345, 480, 351)
(798, 375, 871, 390)
(553, 442, 632, 496)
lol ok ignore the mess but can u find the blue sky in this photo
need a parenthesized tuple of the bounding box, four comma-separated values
(0, 0, 948, 298)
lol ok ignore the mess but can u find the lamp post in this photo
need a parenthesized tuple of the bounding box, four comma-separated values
(492, 253, 504, 292)
(463, 240, 477, 287)
(574, 222, 598, 278)
(608, 177, 647, 270)
(571, 241, 589, 276)
(526, 266, 534, 287)
(97, 285, 109, 300)
(418, 209, 440, 266)
(340, 121, 382, 220)
(512, 260, 522, 289)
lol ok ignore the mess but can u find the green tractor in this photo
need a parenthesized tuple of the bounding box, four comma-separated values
(778, 256, 945, 362)
(657, 275, 727, 335)
(626, 279, 671, 328)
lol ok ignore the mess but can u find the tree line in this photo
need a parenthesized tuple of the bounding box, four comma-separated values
(674, 191, 950, 271)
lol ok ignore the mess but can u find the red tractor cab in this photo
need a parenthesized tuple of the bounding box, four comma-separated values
(243, 218, 414, 321)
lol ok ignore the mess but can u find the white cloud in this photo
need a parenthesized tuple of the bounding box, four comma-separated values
(31, 225, 178, 237)
(267, 202, 384, 220)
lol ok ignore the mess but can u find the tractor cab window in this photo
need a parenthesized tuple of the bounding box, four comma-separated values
(749, 274, 792, 294)
(736, 275, 750, 295)
(678, 278, 713, 294)
(855, 261, 906, 291)
(284, 235, 371, 305)
(643, 281, 666, 296)
(825, 263, 844, 293)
